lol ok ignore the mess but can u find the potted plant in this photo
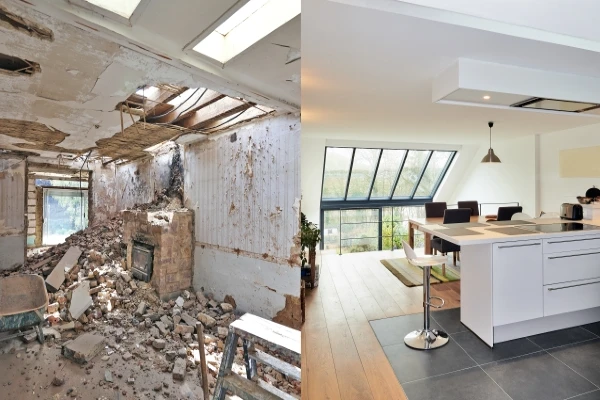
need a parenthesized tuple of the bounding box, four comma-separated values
(301, 213, 321, 287)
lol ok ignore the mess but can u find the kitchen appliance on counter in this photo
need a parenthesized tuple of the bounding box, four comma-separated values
(560, 203, 583, 220)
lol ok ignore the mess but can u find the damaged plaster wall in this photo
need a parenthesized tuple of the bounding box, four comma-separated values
(115, 144, 179, 210)
(0, 154, 26, 270)
(89, 161, 117, 223)
(184, 114, 302, 328)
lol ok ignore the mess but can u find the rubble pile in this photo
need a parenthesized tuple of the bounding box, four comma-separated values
(5, 213, 301, 398)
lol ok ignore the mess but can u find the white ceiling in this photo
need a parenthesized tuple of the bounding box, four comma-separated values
(0, 0, 299, 156)
(302, 0, 600, 144)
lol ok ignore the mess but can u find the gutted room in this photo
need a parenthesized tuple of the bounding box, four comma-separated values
(0, 0, 301, 399)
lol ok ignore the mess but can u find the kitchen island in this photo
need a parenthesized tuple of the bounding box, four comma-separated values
(411, 218, 600, 347)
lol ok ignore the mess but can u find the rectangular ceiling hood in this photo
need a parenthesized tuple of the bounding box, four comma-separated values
(511, 98, 600, 113)
(433, 59, 600, 116)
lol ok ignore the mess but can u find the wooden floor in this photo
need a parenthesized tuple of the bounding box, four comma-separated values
(301, 250, 461, 400)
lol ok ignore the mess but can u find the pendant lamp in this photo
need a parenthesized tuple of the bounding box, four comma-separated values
(481, 121, 501, 163)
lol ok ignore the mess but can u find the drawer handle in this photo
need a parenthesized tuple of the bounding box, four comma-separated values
(548, 238, 600, 244)
(548, 281, 600, 291)
(548, 251, 600, 260)
(498, 243, 541, 249)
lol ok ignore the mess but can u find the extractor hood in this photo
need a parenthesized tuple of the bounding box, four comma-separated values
(432, 59, 600, 116)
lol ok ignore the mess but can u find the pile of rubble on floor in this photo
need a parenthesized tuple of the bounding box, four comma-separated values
(5, 214, 301, 399)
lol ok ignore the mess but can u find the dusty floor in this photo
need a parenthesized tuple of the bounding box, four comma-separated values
(0, 334, 206, 400)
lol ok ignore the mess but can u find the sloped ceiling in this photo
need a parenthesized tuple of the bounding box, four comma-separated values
(0, 0, 300, 158)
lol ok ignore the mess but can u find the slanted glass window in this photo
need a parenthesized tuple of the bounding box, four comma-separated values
(322, 148, 354, 200)
(393, 150, 431, 198)
(371, 150, 406, 199)
(414, 151, 454, 197)
(321, 147, 455, 204)
(346, 149, 381, 200)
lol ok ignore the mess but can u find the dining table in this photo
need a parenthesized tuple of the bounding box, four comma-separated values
(408, 215, 488, 254)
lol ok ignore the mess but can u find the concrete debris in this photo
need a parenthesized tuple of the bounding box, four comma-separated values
(69, 281, 93, 320)
(172, 358, 186, 381)
(5, 209, 300, 398)
(62, 333, 105, 364)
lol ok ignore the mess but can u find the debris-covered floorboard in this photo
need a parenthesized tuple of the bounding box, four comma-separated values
(1, 205, 300, 399)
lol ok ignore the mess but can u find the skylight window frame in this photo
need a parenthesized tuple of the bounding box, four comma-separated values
(186, 0, 301, 66)
(67, 0, 150, 26)
(320, 146, 457, 210)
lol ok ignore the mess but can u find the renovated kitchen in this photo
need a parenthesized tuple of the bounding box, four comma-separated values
(411, 198, 600, 347)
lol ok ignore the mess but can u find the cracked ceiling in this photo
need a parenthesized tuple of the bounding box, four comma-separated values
(0, 0, 299, 160)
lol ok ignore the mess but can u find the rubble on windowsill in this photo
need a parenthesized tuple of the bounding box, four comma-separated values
(3, 208, 301, 398)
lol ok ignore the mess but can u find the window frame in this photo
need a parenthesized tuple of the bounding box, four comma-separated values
(320, 146, 456, 210)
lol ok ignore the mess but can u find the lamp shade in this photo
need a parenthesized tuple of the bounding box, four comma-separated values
(481, 148, 501, 163)
(481, 121, 501, 163)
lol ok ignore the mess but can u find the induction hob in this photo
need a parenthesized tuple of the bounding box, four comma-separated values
(517, 222, 600, 233)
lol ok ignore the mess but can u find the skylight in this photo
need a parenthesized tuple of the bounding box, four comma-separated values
(192, 0, 300, 64)
(84, 0, 141, 18)
(215, 0, 270, 36)
(321, 147, 456, 203)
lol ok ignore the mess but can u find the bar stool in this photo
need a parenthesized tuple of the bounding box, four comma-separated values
(402, 240, 449, 350)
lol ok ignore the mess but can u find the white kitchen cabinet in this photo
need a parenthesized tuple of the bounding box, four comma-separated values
(493, 240, 543, 326)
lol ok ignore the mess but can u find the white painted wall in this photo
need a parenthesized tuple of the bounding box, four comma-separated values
(0, 156, 26, 270)
(184, 114, 301, 326)
(539, 122, 600, 213)
(448, 135, 537, 217)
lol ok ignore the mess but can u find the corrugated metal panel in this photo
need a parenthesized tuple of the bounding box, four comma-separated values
(0, 157, 26, 235)
(184, 114, 301, 259)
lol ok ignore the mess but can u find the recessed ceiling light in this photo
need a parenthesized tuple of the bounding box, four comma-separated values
(192, 0, 301, 64)
(83, 0, 142, 18)
(483, 95, 491, 100)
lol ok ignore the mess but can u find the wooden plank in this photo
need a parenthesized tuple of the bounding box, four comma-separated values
(349, 259, 405, 318)
(181, 97, 248, 129)
(250, 349, 301, 381)
(319, 264, 375, 400)
(303, 282, 342, 400)
(231, 313, 301, 360)
(327, 259, 408, 400)
(223, 373, 289, 400)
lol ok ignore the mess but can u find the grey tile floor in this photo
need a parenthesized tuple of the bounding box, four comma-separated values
(370, 308, 600, 400)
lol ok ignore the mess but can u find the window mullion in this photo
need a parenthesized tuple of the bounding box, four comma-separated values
(389, 150, 408, 200)
(430, 151, 457, 199)
(367, 150, 383, 200)
(320, 147, 329, 202)
(410, 151, 433, 199)
(343, 148, 356, 201)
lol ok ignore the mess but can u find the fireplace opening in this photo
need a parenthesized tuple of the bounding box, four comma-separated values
(132, 241, 154, 282)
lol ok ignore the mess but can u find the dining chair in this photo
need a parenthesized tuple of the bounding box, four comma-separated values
(431, 208, 471, 274)
(497, 206, 523, 221)
(457, 200, 479, 216)
(425, 202, 447, 218)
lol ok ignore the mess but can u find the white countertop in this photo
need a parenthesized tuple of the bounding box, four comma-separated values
(413, 218, 600, 246)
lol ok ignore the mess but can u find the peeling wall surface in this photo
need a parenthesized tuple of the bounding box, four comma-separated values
(89, 161, 117, 223)
(115, 145, 177, 210)
(0, 155, 26, 270)
(184, 114, 302, 327)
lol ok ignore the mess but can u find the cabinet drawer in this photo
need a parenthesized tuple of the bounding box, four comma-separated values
(543, 235, 600, 254)
(544, 250, 600, 285)
(544, 278, 600, 316)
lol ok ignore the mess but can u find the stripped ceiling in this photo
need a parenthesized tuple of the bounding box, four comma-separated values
(0, 0, 299, 160)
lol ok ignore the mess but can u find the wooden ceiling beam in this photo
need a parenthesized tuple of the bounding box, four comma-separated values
(154, 90, 225, 124)
(180, 97, 251, 129)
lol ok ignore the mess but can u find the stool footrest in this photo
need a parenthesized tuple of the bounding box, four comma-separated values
(425, 296, 445, 309)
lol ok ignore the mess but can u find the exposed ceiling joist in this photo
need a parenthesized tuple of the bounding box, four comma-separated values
(181, 97, 249, 129)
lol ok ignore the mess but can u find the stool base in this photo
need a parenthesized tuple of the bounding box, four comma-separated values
(404, 329, 449, 350)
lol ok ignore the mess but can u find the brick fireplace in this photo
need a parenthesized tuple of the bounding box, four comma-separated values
(122, 210, 194, 299)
